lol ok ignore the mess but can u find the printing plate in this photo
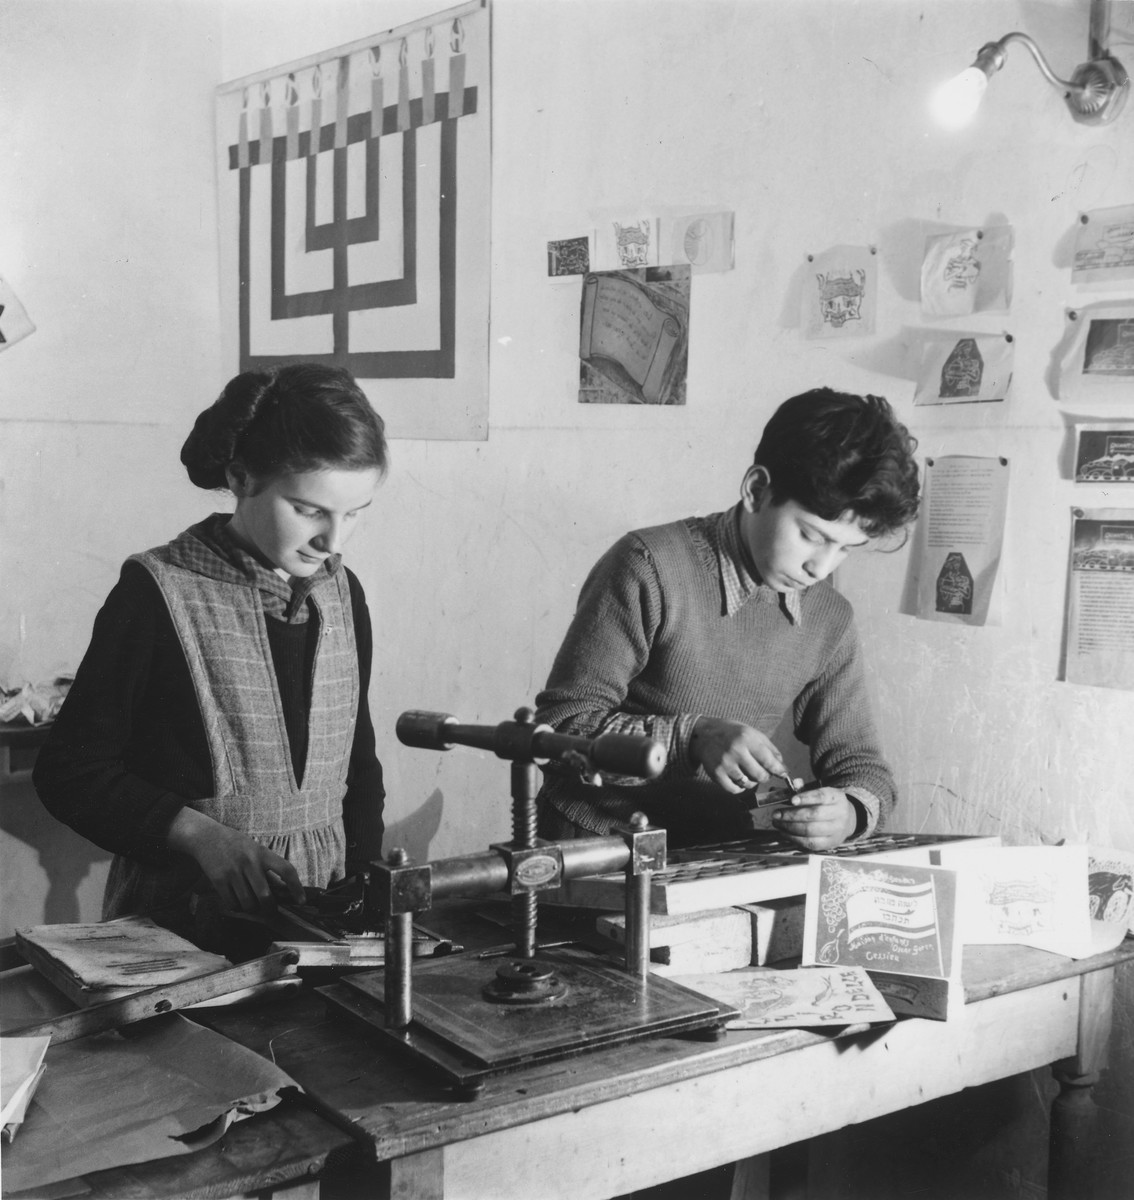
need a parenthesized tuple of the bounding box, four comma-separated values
(318, 946, 738, 1091)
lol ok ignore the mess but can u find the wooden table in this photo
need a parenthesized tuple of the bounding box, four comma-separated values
(5, 926, 1132, 1200)
(194, 935, 1134, 1200)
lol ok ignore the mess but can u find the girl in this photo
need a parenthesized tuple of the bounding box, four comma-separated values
(34, 363, 388, 949)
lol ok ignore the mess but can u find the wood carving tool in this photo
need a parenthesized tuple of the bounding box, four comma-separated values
(747, 776, 820, 809)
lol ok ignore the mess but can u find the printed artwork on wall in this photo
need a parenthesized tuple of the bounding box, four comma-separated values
(1074, 423, 1134, 483)
(1072, 204, 1134, 287)
(1055, 302, 1134, 405)
(1064, 506, 1134, 691)
(578, 266, 690, 405)
(214, 0, 490, 440)
(920, 226, 1013, 318)
(0, 274, 35, 353)
(910, 331, 1014, 405)
(902, 455, 1010, 627)
(802, 244, 877, 340)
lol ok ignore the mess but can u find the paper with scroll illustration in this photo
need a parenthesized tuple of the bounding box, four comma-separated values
(911, 331, 1013, 405)
(1065, 507, 1134, 690)
(802, 857, 961, 982)
(934, 844, 1106, 959)
(905, 456, 1010, 626)
(579, 266, 690, 405)
(672, 964, 894, 1029)
(0, 275, 35, 353)
(1074, 423, 1134, 484)
(1072, 204, 1134, 286)
(802, 244, 876, 339)
(921, 226, 1013, 318)
(1055, 302, 1134, 404)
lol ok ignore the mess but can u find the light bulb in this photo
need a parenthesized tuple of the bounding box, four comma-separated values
(930, 66, 990, 129)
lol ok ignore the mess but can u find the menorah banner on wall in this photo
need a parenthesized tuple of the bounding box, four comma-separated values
(215, 0, 490, 440)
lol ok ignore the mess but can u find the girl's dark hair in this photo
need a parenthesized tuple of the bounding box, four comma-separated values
(754, 388, 920, 537)
(180, 363, 388, 490)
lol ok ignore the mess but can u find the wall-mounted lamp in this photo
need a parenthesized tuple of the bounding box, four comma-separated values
(931, 0, 1129, 128)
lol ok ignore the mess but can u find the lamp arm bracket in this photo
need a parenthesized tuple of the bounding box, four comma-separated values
(993, 31, 1081, 94)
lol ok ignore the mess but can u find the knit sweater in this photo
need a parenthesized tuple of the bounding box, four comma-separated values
(34, 516, 384, 875)
(534, 507, 894, 841)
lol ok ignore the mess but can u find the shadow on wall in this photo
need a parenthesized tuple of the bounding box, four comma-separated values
(381, 787, 445, 865)
(0, 775, 111, 936)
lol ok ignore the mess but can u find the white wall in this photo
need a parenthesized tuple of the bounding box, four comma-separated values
(3, 0, 1133, 912)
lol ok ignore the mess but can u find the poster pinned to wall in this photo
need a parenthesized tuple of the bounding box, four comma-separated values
(1072, 203, 1134, 287)
(1073, 423, 1134, 483)
(588, 208, 734, 275)
(920, 226, 1013, 319)
(546, 235, 590, 279)
(802, 244, 877, 339)
(578, 266, 690, 405)
(0, 275, 35, 353)
(1064, 507, 1134, 690)
(214, 0, 491, 441)
(590, 214, 661, 272)
(904, 455, 1010, 627)
(910, 331, 1013, 406)
(1055, 302, 1134, 405)
(664, 209, 735, 275)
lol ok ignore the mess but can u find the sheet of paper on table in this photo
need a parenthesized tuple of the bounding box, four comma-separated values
(1, 1035, 50, 1142)
(672, 965, 894, 1029)
(1, 1014, 301, 1192)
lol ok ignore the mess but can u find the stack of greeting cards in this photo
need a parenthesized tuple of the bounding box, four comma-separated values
(801, 843, 1134, 1020)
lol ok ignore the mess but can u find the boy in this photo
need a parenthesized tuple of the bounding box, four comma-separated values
(535, 388, 920, 852)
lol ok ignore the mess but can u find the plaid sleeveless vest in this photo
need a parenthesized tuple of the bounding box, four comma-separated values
(103, 519, 359, 924)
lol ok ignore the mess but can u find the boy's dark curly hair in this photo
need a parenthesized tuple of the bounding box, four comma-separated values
(754, 388, 920, 537)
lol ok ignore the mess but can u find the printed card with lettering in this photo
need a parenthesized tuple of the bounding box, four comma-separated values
(802, 856, 961, 981)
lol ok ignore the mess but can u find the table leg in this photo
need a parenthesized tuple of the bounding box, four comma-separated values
(390, 1147, 445, 1200)
(729, 1151, 770, 1200)
(1049, 967, 1115, 1200)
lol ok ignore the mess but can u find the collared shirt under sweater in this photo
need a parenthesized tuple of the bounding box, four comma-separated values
(535, 505, 892, 840)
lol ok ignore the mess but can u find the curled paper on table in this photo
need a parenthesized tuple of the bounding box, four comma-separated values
(0, 1015, 300, 1191)
(1, 1036, 50, 1142)
(1089, 846, 1134, 933)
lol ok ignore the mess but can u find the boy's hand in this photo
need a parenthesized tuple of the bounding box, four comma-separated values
(771, 787, 857, 851)
(690, 716, 789, 794)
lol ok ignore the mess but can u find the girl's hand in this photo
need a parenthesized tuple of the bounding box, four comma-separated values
(771, 787, 857, 851)
(690, 716, 788, 793)
(168, 808, 305, 912)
